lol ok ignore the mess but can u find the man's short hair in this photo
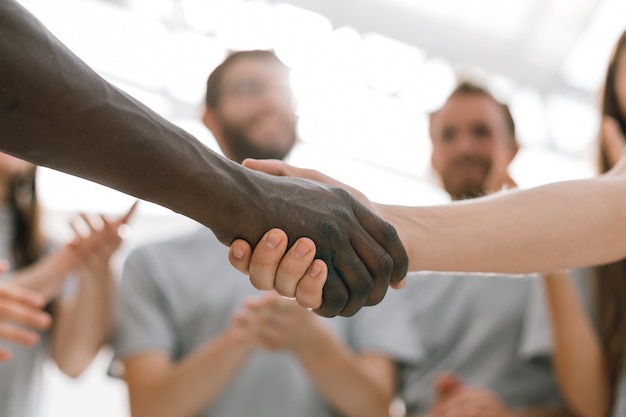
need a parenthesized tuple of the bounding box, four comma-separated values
(432, 81, 517, 142)
(205, 50, 287, 109)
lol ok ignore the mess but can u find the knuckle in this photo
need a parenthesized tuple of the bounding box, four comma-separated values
(376, 252, 394, 278)
(249, 275, 271, 291)
(351, 275, 374, 302)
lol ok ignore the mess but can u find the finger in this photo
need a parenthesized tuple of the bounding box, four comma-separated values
(248, 229, 289, 291)
(0, 284, 46, 308)
(294, 260, 327, 309)
(350, 198, 407, 288)
(0, 322, 41, 346)
(119, 200, 140, 225)
(0, 259, 8, 275)
(347, 230, 390, 306)
(242, 159, 290, 177)
(391, 278, 406, 290)
(228, 239, 254, 275)
(274, 237, 317, 298)
(79, 213, 100, 233)
(69, 218, 85, 240)
(313, 258, 349, 318)
(0, 299, 52, 330)
(327, 246, 372, 317)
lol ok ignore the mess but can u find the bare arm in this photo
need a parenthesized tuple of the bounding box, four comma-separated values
(124, 326, 255, 417)
(380, 166, 626, 273)
(238, 158, 626, 275)
(542, 272, 608, 417)
(52, 205, 137, 377)
(9, 248, 76, 301)
(0, 0, 408, 317)
(295, 331, 395, 417)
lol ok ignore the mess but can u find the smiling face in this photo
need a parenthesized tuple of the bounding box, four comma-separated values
(204, 55, 298, 164)
(430, 93, 516, 200)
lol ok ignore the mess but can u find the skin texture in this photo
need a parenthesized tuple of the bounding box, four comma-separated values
(0, 0, 408, 317)
(227, 154, 626, 302)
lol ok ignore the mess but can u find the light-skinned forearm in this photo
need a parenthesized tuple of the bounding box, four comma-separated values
(126, 331, 255, 417)
(378, 168, 626, 274)
(294, 320, 394, 417)
(10, 247, 76, 301)
(51, 266, 115, 378)
(542, 272, 608, 417)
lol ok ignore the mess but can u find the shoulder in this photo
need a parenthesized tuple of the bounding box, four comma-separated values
(126, 228, 224, 267)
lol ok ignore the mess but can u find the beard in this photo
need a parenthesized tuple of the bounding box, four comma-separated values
(217, 113, 297, 164)
(440, 156, 492, 200)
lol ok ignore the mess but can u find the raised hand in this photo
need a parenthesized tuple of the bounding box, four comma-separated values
(221, 162, 407, 317)
(68, 201, 138, 276)
(239, 291, 317, 352)
(0, 281, 51, 361)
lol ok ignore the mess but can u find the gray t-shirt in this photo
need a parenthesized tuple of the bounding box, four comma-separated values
(0, 206, 48, 417)
(113, 228, 419, 417)
(399, 272, 565, 416)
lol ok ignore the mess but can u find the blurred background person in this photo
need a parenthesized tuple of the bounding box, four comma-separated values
(397, 82, 570, 417)
(113, 50, 416, 417)
(543, 28, 626, 417)
(0, 151, 135, 417)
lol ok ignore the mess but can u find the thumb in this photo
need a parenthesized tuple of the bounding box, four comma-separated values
(242, 159, 290, 177)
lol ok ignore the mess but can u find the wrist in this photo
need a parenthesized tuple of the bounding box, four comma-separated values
(292, 317, 330, 358)
(198, 160, 268, 245)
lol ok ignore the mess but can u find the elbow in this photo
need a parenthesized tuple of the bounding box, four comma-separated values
(54, 349, 99, 378)
(56, 356, 91, 378)
(57, 361, 87, 378)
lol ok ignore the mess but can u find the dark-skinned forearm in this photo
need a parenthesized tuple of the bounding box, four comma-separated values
(0, 0, 258, 241)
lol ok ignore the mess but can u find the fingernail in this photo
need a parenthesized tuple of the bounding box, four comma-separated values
(232, 246, 244, 259)
(265, 231, 281, 249)
(310, 262, 322, 277)
(293, 241, 310, 257)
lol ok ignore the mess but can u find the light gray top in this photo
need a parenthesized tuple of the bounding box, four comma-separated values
(399, 272, 566, 415)
(0, 205, 48, 417)
(113, 227, 419, 417)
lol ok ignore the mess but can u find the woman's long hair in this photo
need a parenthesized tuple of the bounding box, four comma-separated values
(8, 166, 45, 269)
(595, 29, 626, 416)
